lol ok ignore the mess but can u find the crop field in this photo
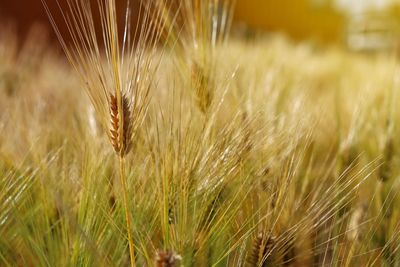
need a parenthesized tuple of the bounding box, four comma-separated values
(1, 1, 400, 266)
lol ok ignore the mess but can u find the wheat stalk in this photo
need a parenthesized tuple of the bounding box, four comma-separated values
(41, 0, 168, 265)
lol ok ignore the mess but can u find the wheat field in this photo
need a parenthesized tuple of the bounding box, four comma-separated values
(1, 1, 400, 266)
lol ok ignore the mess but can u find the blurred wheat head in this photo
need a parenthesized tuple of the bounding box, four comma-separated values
(155, 0, 236, 113)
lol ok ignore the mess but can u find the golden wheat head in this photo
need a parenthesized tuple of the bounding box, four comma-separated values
(155, 250, 181, 267)
(42, 0, 168, 157)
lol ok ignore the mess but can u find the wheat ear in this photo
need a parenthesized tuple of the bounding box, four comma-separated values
(155, 250, 181, 267)
(42, 0, 169, 265)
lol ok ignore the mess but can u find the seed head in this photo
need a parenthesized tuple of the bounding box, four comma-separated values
(109, 93, 133, 157)
(155, 250, 181, 267)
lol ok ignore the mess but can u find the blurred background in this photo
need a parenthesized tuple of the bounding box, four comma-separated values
(2, 0, 400, 51)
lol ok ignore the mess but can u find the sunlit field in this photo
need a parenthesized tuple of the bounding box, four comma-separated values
(1, 1, 400, 266)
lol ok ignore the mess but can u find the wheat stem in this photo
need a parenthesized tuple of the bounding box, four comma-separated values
(118, 155, 136, 267)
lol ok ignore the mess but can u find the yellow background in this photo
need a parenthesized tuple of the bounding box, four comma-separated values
(234, 0, 345, 43)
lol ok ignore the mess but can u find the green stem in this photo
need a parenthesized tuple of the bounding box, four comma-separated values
(119, 155, 136, 266)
